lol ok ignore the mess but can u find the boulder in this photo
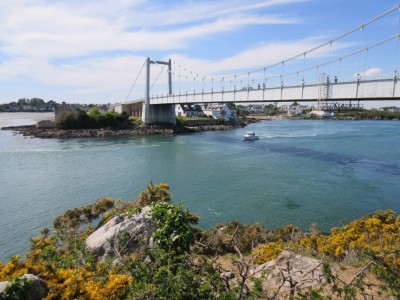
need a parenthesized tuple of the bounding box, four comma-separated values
(252, 250, 325, 293)
(86, 206, 155, 261)
(0, 273, 47, 300)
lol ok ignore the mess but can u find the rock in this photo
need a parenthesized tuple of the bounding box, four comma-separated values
(0, 281, 9, 293)
(252, 250, 325, 293)
(1, 122, 245, 139)
(86, 206, 155, 261)
(0, 273, 47, 300)
(220, 271, 235, 280)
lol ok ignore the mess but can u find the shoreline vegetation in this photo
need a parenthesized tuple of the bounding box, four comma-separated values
(0, 121, 252, 139)
(0, 183, 398, 299)
(1, 108, 399, 139)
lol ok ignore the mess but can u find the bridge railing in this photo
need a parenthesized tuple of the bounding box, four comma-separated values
(147, 76, 399, 104)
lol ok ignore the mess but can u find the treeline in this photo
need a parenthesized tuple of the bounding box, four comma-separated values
(55, 108, 132, 129)
(337, 109, 400, 120)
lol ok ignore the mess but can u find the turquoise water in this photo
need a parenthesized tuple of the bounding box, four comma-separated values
(0, 118, 399, 260)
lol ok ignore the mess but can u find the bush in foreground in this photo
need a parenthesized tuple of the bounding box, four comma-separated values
(0, 184, 399, 299)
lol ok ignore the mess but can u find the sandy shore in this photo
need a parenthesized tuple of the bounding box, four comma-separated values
(0, 112, 54, 128)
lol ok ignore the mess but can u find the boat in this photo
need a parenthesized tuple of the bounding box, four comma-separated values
(243, 132, 259, 140)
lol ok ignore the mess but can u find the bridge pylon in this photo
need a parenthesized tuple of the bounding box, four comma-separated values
(142, 57, 176, 125)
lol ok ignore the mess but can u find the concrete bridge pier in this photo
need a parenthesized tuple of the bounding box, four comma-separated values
(142, 103, 176, 124)
(142, 57, 176, 125)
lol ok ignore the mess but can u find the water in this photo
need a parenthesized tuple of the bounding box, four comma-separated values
(0, 114, 399, 261)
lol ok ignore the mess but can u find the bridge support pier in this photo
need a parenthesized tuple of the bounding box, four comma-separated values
(142, 103, 176, 124)
(142, 57, 176, 125)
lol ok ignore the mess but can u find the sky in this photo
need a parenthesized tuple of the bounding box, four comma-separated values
(0, 0, 400, 108)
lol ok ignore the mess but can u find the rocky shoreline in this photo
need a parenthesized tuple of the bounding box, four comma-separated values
(1, 121, 252, 139)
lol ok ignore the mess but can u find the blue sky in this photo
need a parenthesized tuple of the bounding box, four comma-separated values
(0, 0, 399, 108)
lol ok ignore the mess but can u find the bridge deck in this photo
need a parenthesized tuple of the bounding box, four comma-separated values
(133, 77, 400, 105)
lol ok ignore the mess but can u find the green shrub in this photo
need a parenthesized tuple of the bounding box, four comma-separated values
(56, 109, 130, 129)
(55, 112, 79, 129)
(151, 202, 198, 255)
(129, 117, 142, 127)
(0, 277, 32, 300)
(217, 117, 225, 124)
(176, 116, 187, 127)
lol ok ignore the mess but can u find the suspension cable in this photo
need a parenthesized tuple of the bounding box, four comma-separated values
(171, 4, 400, 82)
(150, 64, 165, 91)
(266, 33, 400, 82)
(222, 4, 400, 80)
(125, 58, 146, 102)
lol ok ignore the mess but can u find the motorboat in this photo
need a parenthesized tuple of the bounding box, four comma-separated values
(243, 132, 259, 140)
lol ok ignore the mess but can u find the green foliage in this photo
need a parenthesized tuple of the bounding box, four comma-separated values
(128, 248, 230, 300)
(56, 109, 129, 129)
(200, 221, 271, 254)
(129, 116, 142, 126)
(135, 182, 172, 207)
(227, 103, 237, 110)
(176, 116, 187, 127)
(267, 106, 280, 116)
(55, 112, 79, 129)
(217, 117, 225, 124)
(151, 201, 199, 255)
(0, 277, 32, 300)
(53, 198, 115, 232)
(337, 110, 400, 120)
(126, 206, 142, 217)
(1, 182, 399, 299)
(237, 109, 249, 118)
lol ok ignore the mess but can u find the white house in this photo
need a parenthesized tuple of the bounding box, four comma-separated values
(287, 102, 307, 116)
(202, 103, 235, 121)
(175, 104, 204, 117)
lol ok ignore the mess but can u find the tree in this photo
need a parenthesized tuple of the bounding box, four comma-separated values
(17, 98, 28, 107)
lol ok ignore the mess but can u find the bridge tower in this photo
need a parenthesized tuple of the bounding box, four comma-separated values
(142, 57, 176, 125)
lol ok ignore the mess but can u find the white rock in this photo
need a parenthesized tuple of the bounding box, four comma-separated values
(253, 250, 325, 292)
(86, 206, 155, 261)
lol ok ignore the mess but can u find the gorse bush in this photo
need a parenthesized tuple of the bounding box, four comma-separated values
(0, 184, 399, 299)
(252, 242, 283, 265)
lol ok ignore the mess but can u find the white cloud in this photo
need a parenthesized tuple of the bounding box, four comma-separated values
(0, 0, 326, 102)
(0, 0, 303, 59)
(353, 67, 382, 78)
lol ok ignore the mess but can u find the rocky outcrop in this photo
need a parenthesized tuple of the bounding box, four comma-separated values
(0, 274, 47, 300)
(252, 250, 325, 293)
(85, 206, 155, 262)
(1, 122, 247, 138)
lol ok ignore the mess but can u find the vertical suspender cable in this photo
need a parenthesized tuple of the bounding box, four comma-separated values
(302, 53, 306, 84)
(357, 25, 365, 78)
(395, 9, 400, 76)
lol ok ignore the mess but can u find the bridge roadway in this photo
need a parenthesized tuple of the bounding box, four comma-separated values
(125, 77, 400, 105)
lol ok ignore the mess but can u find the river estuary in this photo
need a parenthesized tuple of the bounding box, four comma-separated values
(0, 113, 399, 260)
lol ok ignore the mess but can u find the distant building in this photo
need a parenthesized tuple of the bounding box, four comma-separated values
(247, 104, 275, 113)
(309, 110, 336, 117)
(379, 106, 399, 112)
(202, 103, 235, 121)
(175, 104, 204, 117)
(22, 104, 32, 111)
(288, 101, 307, 116)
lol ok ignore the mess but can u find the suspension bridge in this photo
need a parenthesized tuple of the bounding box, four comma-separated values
(114, 4, 400, 124)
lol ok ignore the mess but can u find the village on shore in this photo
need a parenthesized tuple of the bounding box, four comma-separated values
(1, 98, 400, 139)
